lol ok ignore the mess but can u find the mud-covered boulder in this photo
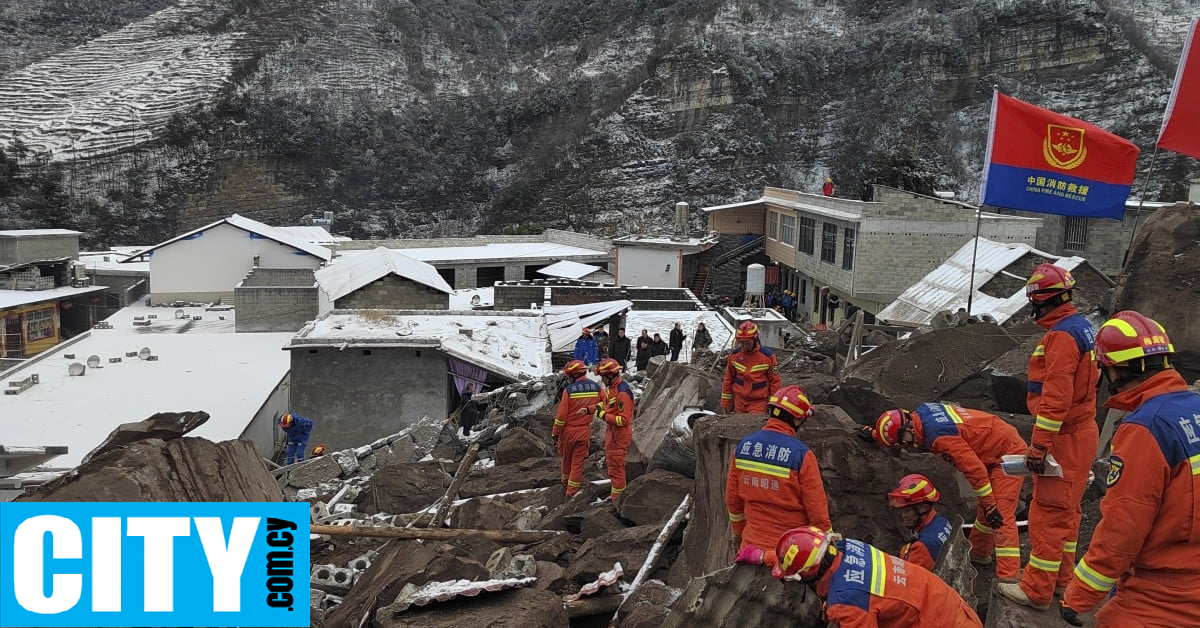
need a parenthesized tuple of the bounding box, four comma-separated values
(566, 524, 661, 583)
(579, 506, 628, 539)
(616, 580, 680, 628)
(18, 436, 281, 502)
(629, 361, 722, 477)
(370, 460, 453, 514)
(450, 496, 523, 530)
(80, 411, 210, 464)
(661, 564, 821, 628)
(373, 586, 568, 628)
(460, 457, 564, 498)
(495, 427, 553, 465)
(617, 470, 694, 526)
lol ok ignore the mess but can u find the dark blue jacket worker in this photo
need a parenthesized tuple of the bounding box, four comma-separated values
(280, 413, 314, 464)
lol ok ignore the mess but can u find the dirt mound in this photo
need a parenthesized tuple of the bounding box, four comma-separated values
(18, 436, 281, 502)
(662, 564, 821, 628)
(1112, 203, 1200, 380)
(374, 587, 568, 628)
(833, 324, 1019, 420)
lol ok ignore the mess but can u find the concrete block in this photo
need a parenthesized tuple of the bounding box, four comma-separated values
(310, 589, 327, 610)
(331, 450, 360, 476)
(311, 564, 354, 596)
(346, 550, 376, 573)
(353, 445, 373, 459)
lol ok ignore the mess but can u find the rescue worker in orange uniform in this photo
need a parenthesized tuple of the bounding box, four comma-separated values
(552, 359, 601, 497)
(1059, 311, 1200, 627)
(866, 403, 1026, 579)
(726, 385, 830, 567)
(997, 264, 1100, 610)
(887, 474, 953, 572)
(721, 321, 781, 413)
(771, 526, 983, 628)
(596, 357, 634, 502)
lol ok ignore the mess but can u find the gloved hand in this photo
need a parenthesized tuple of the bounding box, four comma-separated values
(983, 503, 1004, 530)
(721, 401, 733, 414)
(857, 425, 876, 443)
(1026, 443, 1049, 475)
(594, 405, 608, 423)
(735, 545, 766, 565)
(1059, 604, 1083, 626)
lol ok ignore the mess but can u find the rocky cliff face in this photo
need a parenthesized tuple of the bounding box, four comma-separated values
(0, 0, 1194, 244)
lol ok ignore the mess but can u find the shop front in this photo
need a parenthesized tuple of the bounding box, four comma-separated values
(0, 302, 60, 358)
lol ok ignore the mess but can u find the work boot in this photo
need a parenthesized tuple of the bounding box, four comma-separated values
(996, 582, 1050, 611)
(970, 553, 994, 566)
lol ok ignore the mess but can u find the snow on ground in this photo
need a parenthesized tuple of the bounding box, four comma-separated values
(625, 309, 734, 362)
(449, 287, 495, 309)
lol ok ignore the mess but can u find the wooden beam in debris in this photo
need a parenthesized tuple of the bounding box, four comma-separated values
(430, 442, 480, 529)
(565, 595, 623, 618)
(310, 523, 565, 544)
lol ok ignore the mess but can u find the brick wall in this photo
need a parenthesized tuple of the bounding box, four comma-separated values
(335, 274, 450, 310)
(235, 285, 319, 332)
(1006, 209, 1133, 276)
(707, 203, 767, 234)
(87, 272, 146, 306)
(492, 283, 698, 310)
(494, 285, 546, 310)
(241, 267, 316, 287)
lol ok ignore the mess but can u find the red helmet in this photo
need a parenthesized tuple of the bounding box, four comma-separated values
(311, 444, 327, 457)
(279, 413, 294, 429)
(564, 360, 588, 378)
(887, 473, 940, 508)
(735, 321, 759, 341)
(873, 409, 912, 448)
(1095, 310, 1175, 368)
(1025, 263, 1076, 303)
(596, 357, 622, 376)
(768, 385, 814, 423)
(772, 526, 837, 581)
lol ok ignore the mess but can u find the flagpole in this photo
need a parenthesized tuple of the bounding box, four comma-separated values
(1121, 145, 1161, 269)
(966, 207, 983, 316)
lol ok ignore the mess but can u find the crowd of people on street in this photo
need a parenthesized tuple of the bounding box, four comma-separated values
(572, 322, 716, 373)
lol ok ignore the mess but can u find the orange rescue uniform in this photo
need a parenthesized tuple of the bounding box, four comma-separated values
(721, 345, 780, 413)
(910, 403, 1027, 578)
(601, 376, 635, 500)
(726, 418, 830, 565)
(553, 378, 602, 496)
(1063, 370, 1200, 627)
(1019, 303, 1100, 604)
(816, 538, 983, 628)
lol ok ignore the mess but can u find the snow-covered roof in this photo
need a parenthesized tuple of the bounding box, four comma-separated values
(700, 199, 765, 213)
(123, 214, 332, 263)
(611, 234, 720, 252)
(537, 260, 607, 280)
(78, 249, 150, 273)
(876, 237, 1102, 327)
(0, 285, 108, 310)
(347, 242, 609, 263)
(0, 229, 82, 237)
(288, 310, 553, 381)
(316, 247, 452, 302)
(543, 300, 634, 352)
(624, 310, 735, 359)
(0, 303, 292, 469)
(273, 226, 346, 245)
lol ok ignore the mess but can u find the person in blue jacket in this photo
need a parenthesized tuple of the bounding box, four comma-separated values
(573, 328, 599, 368)
(279, 413, 314, 464)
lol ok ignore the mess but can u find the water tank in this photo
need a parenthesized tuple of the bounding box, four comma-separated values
(674, 202, 689, 236)
(745, 263, 766, 294)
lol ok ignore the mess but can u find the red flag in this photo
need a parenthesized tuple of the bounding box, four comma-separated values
(1158, 17, 1200, 159)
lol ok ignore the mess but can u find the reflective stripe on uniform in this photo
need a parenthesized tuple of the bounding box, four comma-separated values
(973, 520, 993, 534)
(735, 459, 792, 479)
(974, 483, 994, 498)
(1033, 345, 1045, 357)
(728, 511, 745, 522)
(569, 392, 600, 399)
(749, 364, 771, 372)
(1063, 541, 1078, 553)
(733, 362, 748, 372)
(1190, 452, 1200, 475)
(944, 405, 965, 424)
(554, 419, 566, 426)
(1074, 559, 1117, 592)
(1035, 415, 1063, 432)
(567, 479, 582, 488)
(868, 546, 888, 597)
(1028, 554, 1062, 571)
(995, 547, 1021, 558)
(721, 393, 733, 399)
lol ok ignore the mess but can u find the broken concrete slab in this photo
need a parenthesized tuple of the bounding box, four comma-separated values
(80, 411, 210, 465)
(495, 427, 553, 465)
(617, 470, 694, 526)
(984, 584, 1095, 628)
(933, 516, 978, 610)
(615, 579, 680, 628)
(446, 533, 503, 565)
(18, 437, 281, 502)
(533, 561, 566, 592)
(660, 564, 821, 628)
(287, 456, 344, 489)
(629, 362, 722, 478)
(369, 460, 454, 514)
(521, 532, 575, 563)
(579, 506, 628, 539)
(450, 496, 524, 531)
(371, 586, 568, 628)
(566, 524, 661, 584)
(324, 540, 489, 628)
(539, 483, 609, 532)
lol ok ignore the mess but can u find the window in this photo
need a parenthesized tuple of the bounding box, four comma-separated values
(821, 223, 838, 264)
(798, 217, 815, 254)
(768, 212, 778, 239)
(842, 227, 856, 270)
(780, 215, 796, 246)
(1064, 217, 1088, 253)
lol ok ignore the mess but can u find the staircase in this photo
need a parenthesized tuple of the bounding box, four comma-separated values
(690, 266, 710, 296)
(705, 237, 766, 300)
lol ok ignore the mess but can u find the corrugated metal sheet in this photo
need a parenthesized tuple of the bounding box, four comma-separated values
(877, 238, 1089, 327)
(315, 247, 453, 301)
(545, 300, 633, 352)
(538, 260, 606, 280)
(386, 576, 537, 613)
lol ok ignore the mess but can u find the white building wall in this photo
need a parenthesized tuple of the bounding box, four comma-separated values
(616, 247, 681, 287)
(148, 223, 324, 304)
